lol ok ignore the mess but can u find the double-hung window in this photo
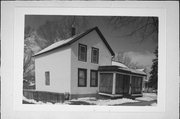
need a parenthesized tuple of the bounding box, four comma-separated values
(90, 70, 98, 87)
(78, 44, 87, 62)
(91, 47, 99, 64)
(78, 68, 87, 87)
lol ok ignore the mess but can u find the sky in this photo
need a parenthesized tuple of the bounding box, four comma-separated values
(25, 15, 158, 67)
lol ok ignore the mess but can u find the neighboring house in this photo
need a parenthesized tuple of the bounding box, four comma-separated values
(34, 27, 146, 99)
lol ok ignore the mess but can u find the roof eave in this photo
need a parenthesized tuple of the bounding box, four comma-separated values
(33, 43, 71, 57)
(98, 66, 146, 76)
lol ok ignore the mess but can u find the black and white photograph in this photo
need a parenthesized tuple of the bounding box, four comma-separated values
(23, 15, 158, 106)
(1, 1, 179, 119)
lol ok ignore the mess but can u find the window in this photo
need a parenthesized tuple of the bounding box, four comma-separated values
(115, 74, 124, 94)
(131, 76, 143, 94)
(99, 73, 113, 94)
(91, 47, 99, 64)
(78, 68, 87, 87)
(45, 71, 50, 85)
(78, 44, 87, 62)
(90, 70, 98, 87)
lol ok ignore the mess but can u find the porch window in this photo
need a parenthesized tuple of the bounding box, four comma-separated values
(115, 74, 124, 94)
(99, 73, 113, 94)
(45, 71, 50, 85)
(90, 70, 98, 87)
(78, 68, 87, 87)
(91, 47, 99, 64)
(78, 44, 87, 62)
(131, 76, 143, 94)
(115, 74, 130, 94)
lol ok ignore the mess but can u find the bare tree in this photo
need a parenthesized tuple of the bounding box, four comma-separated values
(24, 26, 34, 78)
(23, 46, 34, 79)
(36, 16, 89, 47)
(113, 52, 144, 69)
(113, 51, 124, 63)
(23, 26, 40, 88)
(107, 16, 158, 43)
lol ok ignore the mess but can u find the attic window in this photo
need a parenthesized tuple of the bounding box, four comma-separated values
(78, 44, 87, 62)
(91, 47, 99, 64)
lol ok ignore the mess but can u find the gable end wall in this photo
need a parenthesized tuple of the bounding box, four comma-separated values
(35, 47, 71, 93)
(70, 30, 112, 95)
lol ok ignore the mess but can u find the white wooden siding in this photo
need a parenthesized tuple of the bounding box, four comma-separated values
(70, 30, 112, 95)
(35, 47, 71, 93)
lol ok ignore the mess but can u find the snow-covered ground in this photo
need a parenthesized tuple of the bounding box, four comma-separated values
(135, 93, 157, 102)
(23, 93, 157, 106)
(23, 96, 66, 105)
(70, 97, 139, 106)
(135, 96, 155, 101)
(23, 96, 139, 105)
(151, 103, 157, 106)
(23, 96, 52, 104)
(143, 93, 157, 98)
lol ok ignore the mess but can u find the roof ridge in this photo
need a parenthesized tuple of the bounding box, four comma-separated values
(34, 26, 114, 57)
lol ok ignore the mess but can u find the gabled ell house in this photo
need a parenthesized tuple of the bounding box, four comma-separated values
(34, 27, 146, 99)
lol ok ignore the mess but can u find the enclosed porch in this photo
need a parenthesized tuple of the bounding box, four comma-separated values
(98, 65, 146, 98)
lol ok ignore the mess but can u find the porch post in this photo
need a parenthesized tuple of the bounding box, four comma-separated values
(98, 72, 100, 92)
(141, 76, 144, 94)
(129, 75, 132, 95)
(112, 73, 116, 94)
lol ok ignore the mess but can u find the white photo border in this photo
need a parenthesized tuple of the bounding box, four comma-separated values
(13, 6, 166, 112)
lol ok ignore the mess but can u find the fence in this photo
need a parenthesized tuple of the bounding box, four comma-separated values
(23, 89, 65, 104)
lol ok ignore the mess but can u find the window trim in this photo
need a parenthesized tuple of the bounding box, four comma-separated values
(90, 70, 98, 87)
(91, 47, 99, 64)
(45, 71, 50, 86)
(78, 68, 87, 87)
(78, 43, 87, 62)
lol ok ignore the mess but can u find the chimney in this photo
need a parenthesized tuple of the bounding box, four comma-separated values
(71, 26, 76, 36)
(71, 22, 76, 36)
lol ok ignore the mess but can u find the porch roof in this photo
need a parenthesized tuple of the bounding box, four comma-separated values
(98, 65, 146, 76)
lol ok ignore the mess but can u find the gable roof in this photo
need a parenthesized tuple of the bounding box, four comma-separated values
(34, 26, 115, 57)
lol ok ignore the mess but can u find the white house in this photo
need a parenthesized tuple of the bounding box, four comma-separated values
(34, 27, 146, 99)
